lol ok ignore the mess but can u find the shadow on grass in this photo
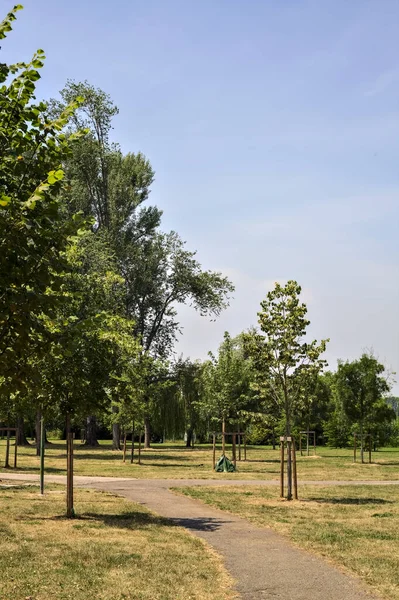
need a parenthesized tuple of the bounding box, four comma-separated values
(23, 509, 228, 533)
(308, 497, 393, 505)
(46, 511, 227, 532)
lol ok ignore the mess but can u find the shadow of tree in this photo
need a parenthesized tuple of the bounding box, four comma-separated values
(20, 510, 229, 533)
(307, 497, 393, 505)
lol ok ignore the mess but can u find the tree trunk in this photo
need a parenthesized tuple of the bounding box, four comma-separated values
(186, 427, 193, 448)
(112, 423, 121, 450)
(112, 403, 121, 450)
(85, 416, 99, 447)
(272, 427, 276, 450)
(144, 415, 151, 449)
(16, 417, 30, 446)
(222, 417, 226, 456)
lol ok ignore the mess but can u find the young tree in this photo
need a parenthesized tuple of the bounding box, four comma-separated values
(336, 354, 392, 462)
(244, 281, 328, 500)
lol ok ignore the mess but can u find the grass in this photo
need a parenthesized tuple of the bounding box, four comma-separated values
(2, 439, 399, 481)
(0, 483, 234, 600)
(178, 483, 399, 600)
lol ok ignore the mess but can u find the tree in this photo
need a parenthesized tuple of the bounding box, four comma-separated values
(125, 232, 234, 447)
(198, 332, 253, 453)
(244, 281, 328, 499)
(323, 373, 352, 449)
(50, 80, 161, 240)
(0, 6, 86, 398)
(336, 354, 391, 462)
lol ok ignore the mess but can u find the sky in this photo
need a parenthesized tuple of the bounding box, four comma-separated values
(4, 0, 399, 391)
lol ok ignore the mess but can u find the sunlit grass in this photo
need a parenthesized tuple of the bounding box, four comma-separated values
(2, 439, 399, 480)
(0, 483, 234, 600)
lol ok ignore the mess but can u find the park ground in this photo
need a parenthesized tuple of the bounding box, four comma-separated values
(3, 438, 399, 480)
(1, 440, 399, 599)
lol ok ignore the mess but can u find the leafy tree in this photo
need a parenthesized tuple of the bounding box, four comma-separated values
(336, 354, 391, 462)
(50, 80, 160, 240)
(52, 82, 234, 447)
(244, 281, 328, 499)
(125, 232, 234, 446)
(0, 6, 86, 398)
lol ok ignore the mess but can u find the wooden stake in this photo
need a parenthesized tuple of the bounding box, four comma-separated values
(212, 433, 216, 470)
(66, 433, 74, 518)
(232, 434, 236, 469)
(237, 424, 241, 461)
(306, 430, 310, 456)
(286, 440, 292, 500)
(14, 428, 18, 468)
(280, 440, 284, 498)
(244, 434, 247, 461)
(123, 433, 127, 463)
(130, 422, 135, 464)
(292, 438, 298, 500)
(138, 430, 142, 465)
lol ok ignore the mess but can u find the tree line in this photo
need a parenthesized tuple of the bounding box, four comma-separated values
(0, 6, 397, 463)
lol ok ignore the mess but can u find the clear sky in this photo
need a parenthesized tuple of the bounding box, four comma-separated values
(4, 1, 399, 391)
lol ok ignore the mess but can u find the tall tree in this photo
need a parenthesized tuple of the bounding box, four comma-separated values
(125, 232, 234, 446)
(244, 281, 328, 500)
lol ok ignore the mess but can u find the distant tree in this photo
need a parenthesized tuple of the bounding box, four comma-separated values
(244, 281, 328, 500)
(198, 332, 254, 453)
(336, 354, 392, 462)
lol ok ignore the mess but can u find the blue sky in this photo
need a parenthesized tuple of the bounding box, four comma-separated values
(4, 1, 399, 390)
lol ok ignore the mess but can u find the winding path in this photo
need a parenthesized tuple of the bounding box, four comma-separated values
(1, 473, 389, 599)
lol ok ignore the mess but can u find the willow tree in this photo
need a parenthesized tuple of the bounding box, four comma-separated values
(244, 281, 328, 500)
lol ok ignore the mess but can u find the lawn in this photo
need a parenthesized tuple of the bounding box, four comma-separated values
(2, 439, 399, 481)
(178, 483, 399, 600)
(0, 482, 234, 600)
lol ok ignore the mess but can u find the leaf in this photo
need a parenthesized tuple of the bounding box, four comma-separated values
(0, 195, 11, 207)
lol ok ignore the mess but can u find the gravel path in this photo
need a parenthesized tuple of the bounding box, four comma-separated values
(0, 473, 385, 600)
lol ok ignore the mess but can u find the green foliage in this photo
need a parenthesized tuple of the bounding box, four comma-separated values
(198, 332, 253, 428)
(244, 281, 328, 436)
(336, 354, 393, 459)
(0, 6, 87, 396)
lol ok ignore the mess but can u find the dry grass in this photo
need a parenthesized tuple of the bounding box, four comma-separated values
(0, 483, 235, 600)
(179, 484, 399, 600)
(2, 439, 399, 481)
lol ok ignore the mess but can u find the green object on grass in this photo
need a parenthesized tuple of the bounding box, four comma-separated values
(215, 454, 236, 472)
